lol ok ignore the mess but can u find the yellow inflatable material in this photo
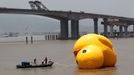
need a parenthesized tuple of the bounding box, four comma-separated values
(73, 33, 117, 69)
(76, 45, 104, 69)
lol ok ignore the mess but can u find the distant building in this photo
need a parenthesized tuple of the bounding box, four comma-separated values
(2, 32, 19, 37)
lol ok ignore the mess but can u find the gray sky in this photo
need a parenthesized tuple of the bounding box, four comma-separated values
(0, 0, 133, 17)
(0, 0, 133, 33)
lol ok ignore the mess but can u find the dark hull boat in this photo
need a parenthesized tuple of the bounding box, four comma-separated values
(16, 61, 54, 69)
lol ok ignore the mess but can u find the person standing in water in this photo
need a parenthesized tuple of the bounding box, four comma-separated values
(31, 36, 33, 44)
(26, 36, 28, 44)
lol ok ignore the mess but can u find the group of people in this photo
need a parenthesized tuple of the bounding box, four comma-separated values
(25, 36, 33, 44)
(33, 57, 52, 65)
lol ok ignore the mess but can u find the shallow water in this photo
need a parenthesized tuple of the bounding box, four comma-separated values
(0, 38, 134, 75)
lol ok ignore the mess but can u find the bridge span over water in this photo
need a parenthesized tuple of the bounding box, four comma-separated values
(0, 1, 134, 39)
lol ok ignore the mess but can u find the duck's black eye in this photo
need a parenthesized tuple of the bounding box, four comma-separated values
(82, 50, 87, 53)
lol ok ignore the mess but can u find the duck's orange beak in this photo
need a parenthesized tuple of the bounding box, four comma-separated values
(74, 51, 78, 57)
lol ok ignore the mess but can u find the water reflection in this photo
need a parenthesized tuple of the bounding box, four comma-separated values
(16, 67, 54, 75)
(75, 67, 116, 75)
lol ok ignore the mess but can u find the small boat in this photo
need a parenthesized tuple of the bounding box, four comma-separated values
(16, 61, 54, 69)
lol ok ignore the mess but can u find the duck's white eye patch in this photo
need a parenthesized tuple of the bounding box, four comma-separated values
(82, 49, 91, 53)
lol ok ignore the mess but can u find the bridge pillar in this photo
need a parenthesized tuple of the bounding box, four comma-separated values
(93, 18, 98, 34)
(59, 19, 68, 40)
(110, 25, 114, 37)
(133, 25, 134, 32)
(124, 25, 128, 37)
(119, 25, 123, 37)
(71, 20, 79, 39)
(103, 18, 108, 37)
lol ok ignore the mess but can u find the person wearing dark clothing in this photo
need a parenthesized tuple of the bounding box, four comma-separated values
(34, 58, 37, 64)
(31, 36, 33, 44)
(44, 57, 48, 64)
(26, 36, 28, 44)
(41, 57, 48, 65)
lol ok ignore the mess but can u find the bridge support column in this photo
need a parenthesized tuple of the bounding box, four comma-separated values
(71, 20, 79, 39)
(110, 25, 114, 37)
(93, 18, 98, 34)
(124, 25, 128, 37)
(60, 19, 68, 40)
(119, 25, 123, 37)
(133, 25, 134, 32)
(103, 18, 108, 37)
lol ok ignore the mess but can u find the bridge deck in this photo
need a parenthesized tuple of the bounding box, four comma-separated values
(0, 8, 134, 22)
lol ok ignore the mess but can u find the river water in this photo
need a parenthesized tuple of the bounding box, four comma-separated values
(0, 38, 134, 75)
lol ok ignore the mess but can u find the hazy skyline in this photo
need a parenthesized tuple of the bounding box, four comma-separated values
(0, 0, 133, 33)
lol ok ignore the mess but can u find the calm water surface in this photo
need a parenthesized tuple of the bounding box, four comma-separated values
(0, 38, 134, 75)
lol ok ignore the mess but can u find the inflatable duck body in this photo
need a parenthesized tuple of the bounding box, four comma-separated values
(73, 34, 117, 69)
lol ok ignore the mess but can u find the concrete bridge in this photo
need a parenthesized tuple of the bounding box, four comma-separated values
(0, 1, 134, 39)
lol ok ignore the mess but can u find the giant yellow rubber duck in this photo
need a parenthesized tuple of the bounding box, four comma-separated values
(73, 34, 117, 69)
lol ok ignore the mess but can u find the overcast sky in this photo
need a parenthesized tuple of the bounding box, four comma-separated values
(0, 0, 133, 17)
(0, 0, 133, 33)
